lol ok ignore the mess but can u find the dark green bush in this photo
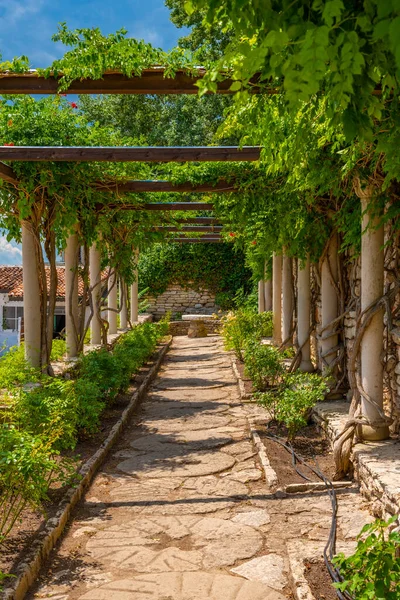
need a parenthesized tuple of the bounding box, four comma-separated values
(243, 340, 283, 390)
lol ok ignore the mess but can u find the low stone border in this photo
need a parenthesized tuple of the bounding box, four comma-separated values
(230, 356, 252, 400)
(4, 336, 172, 600)
(312, 400, 400, 518)
(169, 319, 221, 336)
(229, 353, 279, 491)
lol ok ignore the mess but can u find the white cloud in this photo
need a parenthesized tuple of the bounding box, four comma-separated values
(0, 237, 22, 265)
(0, 0, 45, 24)
(128, 25, 163, 47)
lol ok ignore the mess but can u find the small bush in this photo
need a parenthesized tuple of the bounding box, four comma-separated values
(243, 340, 283, 390)
(0, 345, 39, 390)
(221, 309, 273, 360)
(0, 425, 75, 544)
(14, 379, 78, 450)
(257, 372, 328, 439)
(333, 516, 400, 599)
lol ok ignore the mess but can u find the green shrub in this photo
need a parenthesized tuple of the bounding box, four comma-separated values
(221, 309, 273, 360)
(50, 339, 67, 361)
(14, 379, 78, 450)
(257, 372, 328, 439)
(0, 345, 39, 390)
(243, 340, 283, 390)
(0, 425, 75, 544)
(333, 516, 400, 599)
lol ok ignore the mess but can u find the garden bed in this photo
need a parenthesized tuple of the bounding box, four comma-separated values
(233, 357, 254, 396)
(0, 339, 169, 584)
(303, 558, 337, 600)
(259, 422, 339, 487)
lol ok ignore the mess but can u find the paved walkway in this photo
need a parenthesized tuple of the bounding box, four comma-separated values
(29, 336, 371, 600)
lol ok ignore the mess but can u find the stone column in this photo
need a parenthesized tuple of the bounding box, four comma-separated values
(320, 233, 339, 371)
(120, 279, 128, 329)
(130, 249, 139, 324)
(264, 262, 272, 312)
(89, 242, 102, 345)
(21, 221, 41, 367)
(65, 227, 79, 358)
(359, 195, 389, 440)
(108, 270, 118, 335)
(258, 280, 265, 313)
(297, 256, 313, 372)
(272, 253, 282, 345)
(282, 254, 293, 344)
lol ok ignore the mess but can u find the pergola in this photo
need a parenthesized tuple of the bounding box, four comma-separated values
(0, 67, 260, 364)
(0, 67, 388, 439)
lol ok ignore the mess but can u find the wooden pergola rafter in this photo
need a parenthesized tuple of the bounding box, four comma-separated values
(0, 146, 260, 162)
(96, 180, 236, 193)
(152, 226, 223, 232)
(106, 202, 214, 211)
(0, 68, 263, 95)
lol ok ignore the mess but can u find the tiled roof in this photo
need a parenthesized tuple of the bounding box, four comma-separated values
(0, 266, 85, 300)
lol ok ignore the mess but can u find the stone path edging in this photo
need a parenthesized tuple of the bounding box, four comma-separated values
(4, 337, 172, 600)
(229, 355, 279, 492)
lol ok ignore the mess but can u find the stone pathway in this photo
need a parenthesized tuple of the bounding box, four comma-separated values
(29, 336, 372, 600)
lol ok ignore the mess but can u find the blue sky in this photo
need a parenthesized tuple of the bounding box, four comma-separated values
(0, 0, 187, 265)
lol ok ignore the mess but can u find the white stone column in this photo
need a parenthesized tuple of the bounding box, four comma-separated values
(89, 242, 102, 345)
(108, 270, 118, 335)
(297, 256, 314, 372)
(282, 254, 293, 344)
(130, 249, 139, 324)
(320, 233, 339, 371)
(359, 196, 389, 440)
(264, 281, 272, 312)
(258, 280, 265, 313)
(120, 279, 128, 329)
(65, 228, 79, 358)
(21, 221, 41, 367)
(272, 253, 282, 345)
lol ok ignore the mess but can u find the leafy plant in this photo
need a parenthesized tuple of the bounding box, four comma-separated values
(333, 516, 400, 599)
(0, 425, 75, 544)
(221, 309, 273, 360)
(257, 372, 328, 439)
(243, 340, 283, 391)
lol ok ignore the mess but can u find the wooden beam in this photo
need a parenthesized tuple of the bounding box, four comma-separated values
(0, 161, 18, 184)
(97, 180, 236, 193)
(0, 146, 260, 163)
(174, 217, 220, 224)
(0, 69, 262, 95)
(171, 238, 223, 243)
(107, 202, 214, 211)
(153, 226, 223, 232)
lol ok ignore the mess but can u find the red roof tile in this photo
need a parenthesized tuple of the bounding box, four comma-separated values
(0, 266, 86, 300)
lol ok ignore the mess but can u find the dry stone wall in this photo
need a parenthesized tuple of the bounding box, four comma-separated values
(144, 284, 218, 319)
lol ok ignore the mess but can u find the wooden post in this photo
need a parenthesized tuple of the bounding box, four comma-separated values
(21, 221, 41, 367)
(282, 254, 293, 344)
(272, 253, 282, 345)
(65, 227, 79, 358)
(130, 249, 139, 324)
(108, 270, 118, 335)
(297, 256, 313, 372)
(89, 243, 102, 345)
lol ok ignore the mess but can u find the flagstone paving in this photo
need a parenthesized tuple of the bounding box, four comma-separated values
(28, 336, 372, 600)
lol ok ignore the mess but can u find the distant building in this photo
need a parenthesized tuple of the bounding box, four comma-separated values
(0, 266, 88, 353)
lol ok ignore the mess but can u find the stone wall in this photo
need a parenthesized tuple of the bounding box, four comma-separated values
(144, 284, 218, 319)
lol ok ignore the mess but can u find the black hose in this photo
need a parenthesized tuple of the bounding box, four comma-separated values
(265, 433, 354, 600)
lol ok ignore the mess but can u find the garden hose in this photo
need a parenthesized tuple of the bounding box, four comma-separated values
(265, 433, 354, 600)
